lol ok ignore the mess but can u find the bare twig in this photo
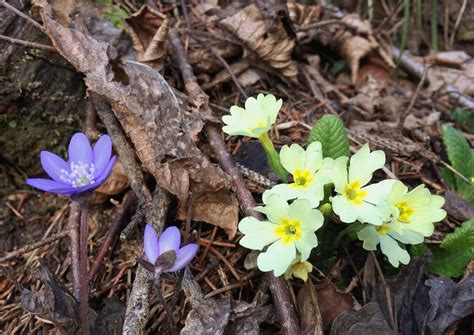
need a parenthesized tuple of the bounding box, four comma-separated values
(168, 28, 300, 335)
(0, 230, 69, 263)
(88, 192, 136, 281)
(0, 0, 45, 32)
(0, 34, 56, 52)
(79, 200, 90, 335)
(371, 252, 395, 330)
(449, 0, 467, 49)
(68, 201, 81, 300)
(399, 65, 430, 128)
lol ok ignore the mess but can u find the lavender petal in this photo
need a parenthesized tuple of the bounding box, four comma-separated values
(157, 226, 181, 254)
(144, 224, 160, 264)
(26, 178, 75, 194)
(40, 151, 70, 183)
(167, 243, 199, 272)
(92, 135, 112, 178)
(68, 132, 93, 165)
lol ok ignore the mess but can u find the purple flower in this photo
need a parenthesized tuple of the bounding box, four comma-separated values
(26, 132, 116, 195)
(144, 224, 199, 273)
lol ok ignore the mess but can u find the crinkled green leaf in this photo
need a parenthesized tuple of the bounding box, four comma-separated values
(442, 124, 474, 204)
(308, 115, 350, 159)
(428, 220, 474, 277)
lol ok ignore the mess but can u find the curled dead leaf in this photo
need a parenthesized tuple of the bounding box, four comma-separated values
(125, 5, 169, 72)
(90, 159, 129, 204)
(316, 282, 355, 330)
(220, 4, 298, 82)
(33, 1, 238, 238)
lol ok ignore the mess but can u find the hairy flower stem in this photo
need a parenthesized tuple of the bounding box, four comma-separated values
(79, 200, 90, 335)
(67, 201, 81, 300)
(258, 133, 288, 183)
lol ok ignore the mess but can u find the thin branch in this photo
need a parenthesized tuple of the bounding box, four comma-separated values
(88, 192, 136, 281)
(399, 65, 430, 128)
(79, 200, 90, 335)
(0, 230, 69, 263)
(68, 201, 81, 300)
(371, 252, 396, 330)
(0, 0, 45, 32)
(168, 28, 300, 335)
(0, 34, 56, 52)
(449, 0, 467, 48)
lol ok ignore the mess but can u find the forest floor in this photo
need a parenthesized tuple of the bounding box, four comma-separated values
(0, 0, 473, 334)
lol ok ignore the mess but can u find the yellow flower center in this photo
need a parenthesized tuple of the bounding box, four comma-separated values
(343, 180, 367, 205)
(290, 169, 314, 188)
(275, 218, 302, 244)
(248, 120, 267, 132)
(395, 201, 414, 222)
(376, 224, 391, 236)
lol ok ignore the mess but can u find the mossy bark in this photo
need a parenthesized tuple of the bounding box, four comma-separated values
(0, 0, 86, 195)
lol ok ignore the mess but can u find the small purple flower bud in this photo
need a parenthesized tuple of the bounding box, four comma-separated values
(143, 224, 198, 273)
(26, 132, 116, 196)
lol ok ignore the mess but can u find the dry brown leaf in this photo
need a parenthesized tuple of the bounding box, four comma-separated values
(297, 280, 324, 335)
(316, 283, 355, 330)
(220, 4, 298, 82)
(33, 1, 238, 238)
(125, 5, 169, 72)
(90, 160, 129, 204)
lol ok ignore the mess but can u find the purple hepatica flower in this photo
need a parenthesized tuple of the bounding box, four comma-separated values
(144, 224, 199, 273)
(26, 132, 116, 195)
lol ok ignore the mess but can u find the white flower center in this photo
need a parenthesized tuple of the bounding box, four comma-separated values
(60, 161, 95, 188)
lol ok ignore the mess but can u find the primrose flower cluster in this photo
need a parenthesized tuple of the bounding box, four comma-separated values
(223, 94, 446, 278)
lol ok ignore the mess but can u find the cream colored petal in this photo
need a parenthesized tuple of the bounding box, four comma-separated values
(289, 199, 324, 231)
(304, 141, 323, 172)
(388, 181, 408, 205)
(295, 230, 319, 260)
(257, 240, 296, 276)
(280, 143, 306, 174)
(238, 217, 279, 250)
(379, 235, 410, 267)
(262, 183, 300, 203)
(348, 144, 385, 186)
(256, 193, 290, 223)
(331, 195, 358, 223)
(328, 156, 349, 194)
(358, 226, 379, 251)
(388, 229, 424, 245)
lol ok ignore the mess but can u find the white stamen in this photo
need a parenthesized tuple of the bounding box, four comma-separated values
(60, 161, 96, 188)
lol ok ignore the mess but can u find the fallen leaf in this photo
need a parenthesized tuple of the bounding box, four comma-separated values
(227, 301, 275, 335)
(444, 190, 474, 221)
(90, 159, 129, 204)
(330, 302, 393, 335)
(125, 5, 169, 72)
(297, 280, 324, 334)
(220, 4, 298, 82)
(316, 282, 355, 330)
(33, 1, 239, 238)
(181, 296, 232, 334)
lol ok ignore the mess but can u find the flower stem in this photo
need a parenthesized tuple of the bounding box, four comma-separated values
(79, 200, 90, 335)
(68, 201, 81, 300)
(258, 133, 288, 183)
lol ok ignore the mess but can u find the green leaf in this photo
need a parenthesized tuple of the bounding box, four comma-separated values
(442, 124, 474, 180)
(308, 115, 350, 159)
(441, 166, 457, 190)
(442, 124, 474, 204)
(428, 219, 474, 277)
(451, 108, 474, 134)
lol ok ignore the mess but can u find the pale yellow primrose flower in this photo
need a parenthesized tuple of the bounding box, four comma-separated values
(358, 222, 424, 267)
(238, 194, 324, 276)
(262, 141, 331, 207)
(284, 257, 313, 281)
(388, 181, 446, 236)
(222, 94, 282, 138)
(329, 144, 396, 224)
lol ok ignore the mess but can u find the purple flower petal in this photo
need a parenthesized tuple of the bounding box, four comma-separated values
(93, 155, 116, 186)
(68, 133, 93, 165)
(144, 224, 160, 264)
(93, 135, 112, 178)
(26, 178, 74, 194)
(158, 226, 181, 254)
(167, 243, 199, 272)
(40, 151, 70, 183)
